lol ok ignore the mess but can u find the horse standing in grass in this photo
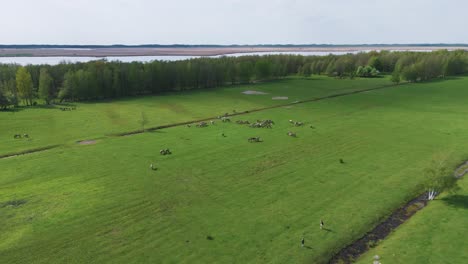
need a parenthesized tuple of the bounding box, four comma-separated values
(196, 122, 208, 127)
(160, 149, 172, 155)
(248, 137, 262, 143)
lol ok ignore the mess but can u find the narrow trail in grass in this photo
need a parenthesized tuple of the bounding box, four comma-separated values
(328, 161, 468, 264)
(0, 82, 402, 160)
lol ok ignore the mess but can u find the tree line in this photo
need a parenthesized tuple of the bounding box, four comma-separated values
(1, 50, 468, 109)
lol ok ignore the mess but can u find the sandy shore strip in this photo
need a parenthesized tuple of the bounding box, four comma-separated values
(1, 46, 467, 57)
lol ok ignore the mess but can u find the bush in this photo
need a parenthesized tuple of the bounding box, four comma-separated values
(356, 66, 380, 78)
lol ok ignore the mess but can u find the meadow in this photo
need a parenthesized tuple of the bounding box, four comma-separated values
(356, 177, 468, 264)
(0, 76, 389, 157)
(1, 76, 468, 263)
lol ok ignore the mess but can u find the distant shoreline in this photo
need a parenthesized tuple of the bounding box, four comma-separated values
(0, 45, 467, 57)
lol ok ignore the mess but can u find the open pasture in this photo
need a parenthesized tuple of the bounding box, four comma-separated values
(0, 76, 389, 157)
(1, 77, 468, 263)
(356, 176, 468, 264)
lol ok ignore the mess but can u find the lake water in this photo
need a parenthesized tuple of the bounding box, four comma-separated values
(0, 50, 431, 66)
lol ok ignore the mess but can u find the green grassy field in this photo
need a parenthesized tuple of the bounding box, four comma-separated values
(0, 76, 389, 156)
(356, 177, 468, 264)
(1, 76, 468, 263)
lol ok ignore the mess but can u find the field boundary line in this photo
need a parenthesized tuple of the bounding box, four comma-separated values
(0, 144, 62, 160)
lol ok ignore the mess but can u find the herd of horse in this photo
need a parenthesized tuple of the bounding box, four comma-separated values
(188, 117, 302, 144)
(151, 115, 307, 170)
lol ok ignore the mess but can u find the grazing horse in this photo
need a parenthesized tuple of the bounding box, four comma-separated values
(221, 117, 231, 123)
(160, 149, 172, 155)
(196, 121, 208, 127)
(287, 131, 297, 137)
(248, 137, 262, 143)
(294, 121, 303, 127)
(250, 119, 273, 128)
(236, 120, 250, 125)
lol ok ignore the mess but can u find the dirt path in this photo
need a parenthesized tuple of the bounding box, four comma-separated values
(328, 161, 468, 264)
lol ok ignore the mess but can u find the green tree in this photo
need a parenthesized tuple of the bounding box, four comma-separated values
(255, 59, 272, 80)
(59, 71, 76, 102)
(391, 71, 401, 84)
(444, 54, 467, 76)
(0, 89, 10, 110)
(299, 63, 312, 77)
(38, 68, 53, 104)
(237, 61, 253, 84)
(16, 67, 34, 105)
(401, 64, 420, 82)
(368, 56, 383, 71)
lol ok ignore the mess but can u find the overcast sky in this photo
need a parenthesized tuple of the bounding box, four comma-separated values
(1, 0, 467, 45)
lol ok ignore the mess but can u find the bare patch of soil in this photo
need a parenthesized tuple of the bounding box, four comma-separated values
(242, 90, 268, 95)
(77, 140, 97, 145)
